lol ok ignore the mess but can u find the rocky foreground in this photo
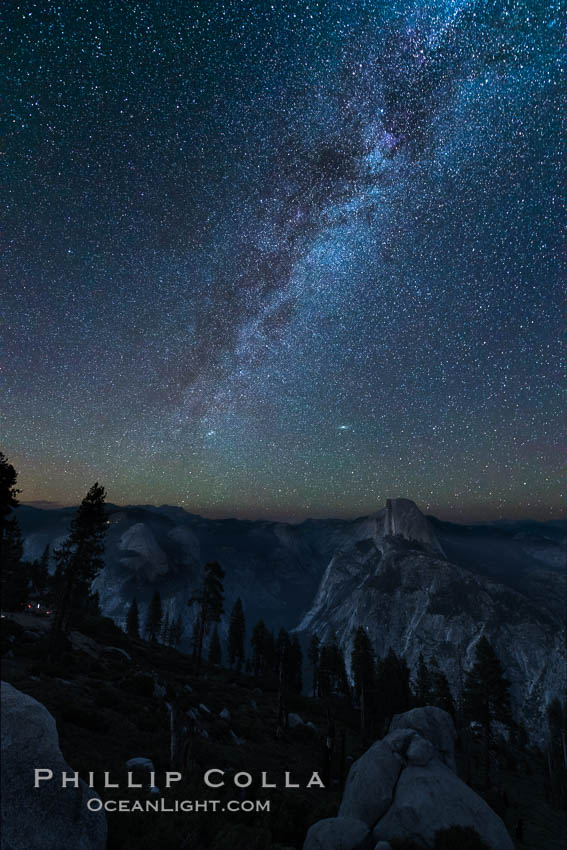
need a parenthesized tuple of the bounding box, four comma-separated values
(304, 706, 514, 850)
(1, 680, 107, 850)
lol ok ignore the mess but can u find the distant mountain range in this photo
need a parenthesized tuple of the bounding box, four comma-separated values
(15, 498, 566, 740)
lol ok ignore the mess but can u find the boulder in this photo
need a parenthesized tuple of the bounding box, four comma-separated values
(372, 760, 514, 850)
(125, 757, 154, 771)
(338, 740, 403, 826)
(389, 707, 456, 771)
(303, 817, 373, 850)
(1, 681, 107, 850)
(304, 706, 514, 850)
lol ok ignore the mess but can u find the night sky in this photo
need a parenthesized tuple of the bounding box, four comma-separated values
(4, 1, 564, 521)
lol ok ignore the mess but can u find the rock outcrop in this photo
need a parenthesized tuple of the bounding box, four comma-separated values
(303, 707, 514, 850)
(1, 681, 107, 850)
(384, 498, 445, 557)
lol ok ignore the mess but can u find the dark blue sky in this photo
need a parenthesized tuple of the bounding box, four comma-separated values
(4, 1, 564, 520)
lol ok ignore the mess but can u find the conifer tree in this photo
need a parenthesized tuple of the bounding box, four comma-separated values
(414, 652, 432, 707)
(276, 626, 292, 680)
(209, 624, 222, 665)
(0, 452, 20, 532)
(146, 590, 163, 642)
(126, 597, 140, 638)
(289, 634, 303, 694)
(188, 561, 225, 676)
(464, 636, 512, 788)
(191, 618, 200, 657)
(429, 657, 455, 718)
(251, 618, 269, 677)
(1, 516, 27, 610)
(308, 633, 320, 696)
(351, 627, 375, 702)
(0, 453, 27, 611)
(227, 597, 246, 669)
(161, 612, 171, 644)
(351, 627, 375, 731)
(170, 613, 184, 647)
(376, 648, 411, 728)
(33, 544, 50, 599)
(319, 632, 349, 699)
(49, 483, 108, 654)
(546, 697, 567, 807)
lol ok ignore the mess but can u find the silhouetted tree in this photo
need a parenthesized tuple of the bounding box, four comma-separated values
(49, 483, 108, 654)
(0, 451, 19, 531)
(146, 590, 163, 643)
(308, 633, 320, 696)
(208, 624, 222, 665)
(414, 652, 432, 707)
(464, 636, 512, 788)
(251, 618, 270, 677)
(188, 561, 225, 676)
(161, 612, 171, 644)
(289, 634, 303, 694)
(276, 626, 291, 678)
(319, 632, 349, 699)
(170, 613, 184, 648)
(0, 453, 27, 611)
(30, 544, 50, 599)
(227, 597, 246, 670)
(351, 626, 375, 732)
(126, 597, 140, 638)
(376, 648, 411, 729)
(429, 657, 455, 718)
(545, 697, 567, 808)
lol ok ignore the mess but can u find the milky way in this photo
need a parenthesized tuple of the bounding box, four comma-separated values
(3, 0, 564, 520)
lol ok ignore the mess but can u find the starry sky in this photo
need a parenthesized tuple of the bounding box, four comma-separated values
(3, 0, 564, 521)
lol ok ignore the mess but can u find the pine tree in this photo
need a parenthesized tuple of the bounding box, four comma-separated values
(308, 634, 320, 697)
(146, 590, 163, 642)
(0, 453, 27, 611)
(330, 633, 350, 698)
(429, 657, 455, 718)
(209, 624, 222, 665)
(376, 648, 411, 729)
(1, 518, 28, 611)
(227, 597, 246, 670)
(126, 597, 140, 638)
(188, 561, 225, 676)
(161, 612, 171, 644)
(170, 613, 184, 647)
(546, 697, 567, 807)
(414, 652, 432, 707)
(351, 627, 375, 731)
(49, 483, 108, 654)
(464, 636, 512, 788)
(191, 618, 200, 657)
(351, 627, 375, 702)
(251, 618, 269, 678)
(276, 627, 292, 682)
(32, 544, 50, 599)
(319, 632, 350, 699)
(289, 634, 303, 694)
(0, 452, 20, 532)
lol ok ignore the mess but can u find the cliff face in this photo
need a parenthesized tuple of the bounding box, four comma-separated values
(298, 514, 566, 742)
(384, 497, 445, 557)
